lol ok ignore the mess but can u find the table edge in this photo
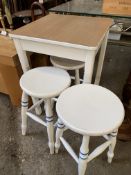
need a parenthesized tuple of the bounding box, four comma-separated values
(9, 33, 98, 51)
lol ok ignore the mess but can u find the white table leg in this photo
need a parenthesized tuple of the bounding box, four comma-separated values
(45, 98, 54, 154)
(83, 51, 96, 84)
(13, 39, 42, 115)
(78, 135, 90, 175)
(14, 39, 30, 72)
(94, 31, 109, 85)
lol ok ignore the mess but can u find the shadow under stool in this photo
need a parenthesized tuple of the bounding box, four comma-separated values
(20, 66, 71, 154)
(55, 84, 125, 175)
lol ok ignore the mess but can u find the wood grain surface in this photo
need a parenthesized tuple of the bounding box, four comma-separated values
(0, 35, 18, 67)
(0, 35, 16, 58)
(11, 14, 113, 47)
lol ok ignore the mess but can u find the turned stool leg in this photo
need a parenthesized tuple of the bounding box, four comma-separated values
(55, 118, 65, 153)
(75, 69, 80, 84)
(78, 135, 90, 175)
(107, 130, 118, 163)
(32, 97, 42, 115)
(21, 92, 28, 135)
(45, 98, 54, 154)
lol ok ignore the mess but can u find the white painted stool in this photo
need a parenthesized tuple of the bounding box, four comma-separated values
(20, 67, 71, 154)
(55, 84, 124, 175)
(50, 57, 84, 84)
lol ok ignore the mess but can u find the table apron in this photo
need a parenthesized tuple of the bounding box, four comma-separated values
(19, 39, 97, 62)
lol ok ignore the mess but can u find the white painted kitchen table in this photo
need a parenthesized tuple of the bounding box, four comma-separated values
(10, 14, 112, 84)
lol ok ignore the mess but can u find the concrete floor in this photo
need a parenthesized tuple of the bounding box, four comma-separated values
(0, 44, 131, 175)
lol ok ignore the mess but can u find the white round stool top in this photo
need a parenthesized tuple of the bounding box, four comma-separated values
(56, 84, 125, 136)
(50, 57, 84, 70)
(20, 67, 71, 98)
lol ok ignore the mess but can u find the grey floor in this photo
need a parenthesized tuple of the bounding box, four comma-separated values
(0, 44, 131, 175)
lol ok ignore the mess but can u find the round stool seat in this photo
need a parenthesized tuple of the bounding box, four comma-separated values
(56, 84, 124, 136)
(20, 67, 71, 98)
(50, 57, 84, 70)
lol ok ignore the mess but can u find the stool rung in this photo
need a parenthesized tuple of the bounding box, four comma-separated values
(28, 98, 45, 112)
(70, 76, 75, 80)
(70, 76, 83, 82)
(60, 137, 79, 163)
(87, 140, 111, 163)
(52, 98, 58, 102)
(64, 127, 68, 131)
(26, 112, 47, 127)
(103, 135, 110, 141)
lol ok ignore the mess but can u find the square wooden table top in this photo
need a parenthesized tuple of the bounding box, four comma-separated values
(10, 14, 113, 48)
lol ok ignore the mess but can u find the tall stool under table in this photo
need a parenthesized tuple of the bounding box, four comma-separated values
(50, 57, 84, 84)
